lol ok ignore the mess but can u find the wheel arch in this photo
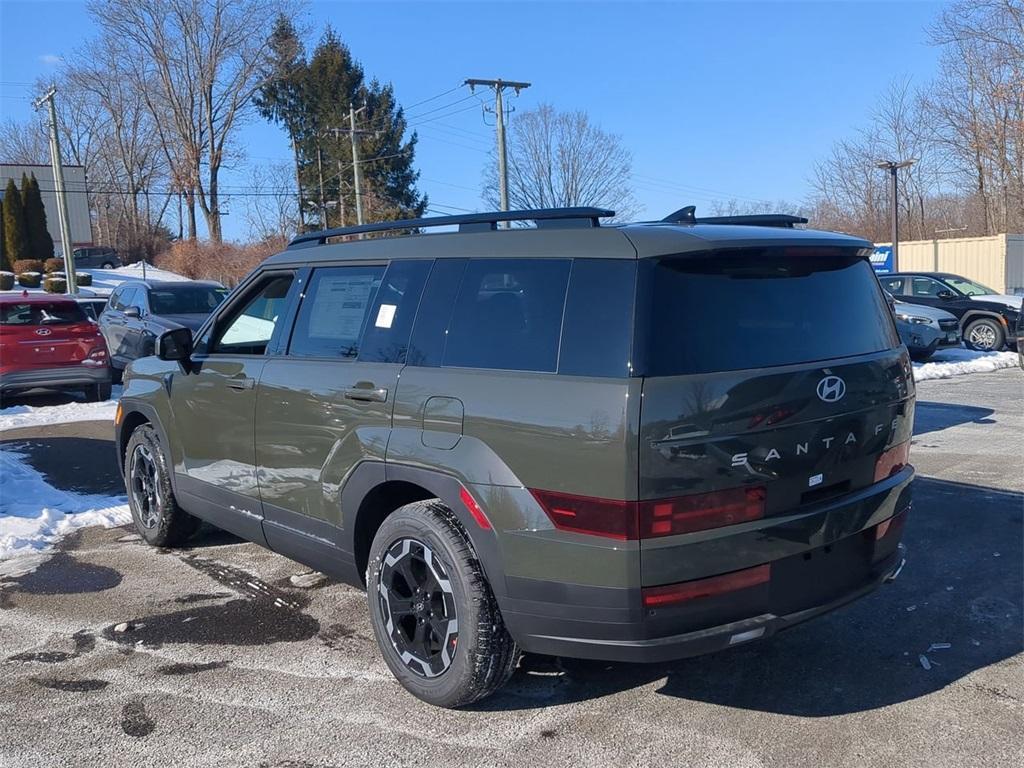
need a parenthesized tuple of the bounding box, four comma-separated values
(960, 309, 1004, 329)
(342, 462, 507, 597)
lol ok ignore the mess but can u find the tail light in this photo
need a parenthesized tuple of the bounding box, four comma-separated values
(642, 564, 771, 607)
(530, 485, 766, 541)
(874, 441, 910, 482)
(81, 346, 108, 367)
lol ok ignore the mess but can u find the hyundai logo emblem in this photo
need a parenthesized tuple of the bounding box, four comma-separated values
(34, 328, 52, 337)
(816, 375, 846, 403)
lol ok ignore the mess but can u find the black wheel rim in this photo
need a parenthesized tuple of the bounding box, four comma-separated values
(377, 538, 458, 678)
(129, 444, 161, 529)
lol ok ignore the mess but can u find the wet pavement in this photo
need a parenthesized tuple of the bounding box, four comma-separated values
(0, 369, 1021, 767)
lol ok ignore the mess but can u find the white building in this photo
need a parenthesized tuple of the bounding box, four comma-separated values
(0, 163, 93, 255)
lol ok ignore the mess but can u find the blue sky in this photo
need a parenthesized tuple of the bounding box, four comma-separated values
(1, 1, 946, 241)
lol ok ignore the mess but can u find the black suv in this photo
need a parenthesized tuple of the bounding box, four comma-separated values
(878, 272, 1021, 351)
(116, 207, 913, 707)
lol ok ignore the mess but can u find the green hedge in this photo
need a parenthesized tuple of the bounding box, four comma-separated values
(18, 272, 41, 288)
(76, 272, 93, 286)
(43, 277, 67, 293)
(0, 272, 14, 291)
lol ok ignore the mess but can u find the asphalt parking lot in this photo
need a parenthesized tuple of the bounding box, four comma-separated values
(1, 369, 1021, 768)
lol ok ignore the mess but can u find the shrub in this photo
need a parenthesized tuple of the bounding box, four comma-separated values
(43, 277, 67, 293)
(76, 272, 93, 286)
(155, 237, 286, 286)
(18, 272, 41, 288)
(12, 259, 43, 274)
(43, 257, 64, 274)
(0, 272, 14, 291)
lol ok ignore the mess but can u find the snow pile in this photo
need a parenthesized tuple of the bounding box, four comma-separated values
(0, 386, 122, 431)
(0, 262, 194, 298)
(0, 448, 130, 576)
(914, 348, 1020, 382)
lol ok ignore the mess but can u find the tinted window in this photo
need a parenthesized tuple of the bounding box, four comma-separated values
(911, 277, 946, 297)
(149, 285, 228, 315)
(407, 259, 467, 367)
(444, 258, 571, 372)
(209, 274, 294, 355)
(117, 286, 139, 310)
(358, 260, 431, 364)
(0, 302, 88, 326)
(559, 259, 636, 377)
(878, 276, 905, 295)
(289, 266, 385, 358)
(109, 286, 132, 311)
(639, 249, 899, 376)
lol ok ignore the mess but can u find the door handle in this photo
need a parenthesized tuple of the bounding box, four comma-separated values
(227, 376, 255, 390)
(343, 385, 388, 403)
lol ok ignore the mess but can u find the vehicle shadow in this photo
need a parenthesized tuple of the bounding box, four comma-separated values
(482, 476, 1022, 715)
(913, 401, 995, 436)
(0, 436, 123, 495)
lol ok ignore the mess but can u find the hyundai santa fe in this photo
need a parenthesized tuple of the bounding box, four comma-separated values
(115, 206, 914, 707)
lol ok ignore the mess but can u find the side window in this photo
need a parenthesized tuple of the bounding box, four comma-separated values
(107, 287, 124, 311)
(116, 286, 137, 311)
(911, 277, 944, 297)
(288, 265, 385, 358)
(131, 288, 148, 312)
(879, 277, 905, 295)
(407, 259, 467, 367)
(444, 258, 571, 373)
(358, 259, 432, 364)
(559, 259, 636, 377)
(207, 273, 294, 356)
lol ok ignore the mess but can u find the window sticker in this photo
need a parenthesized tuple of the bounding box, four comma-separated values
(375, 303, 397, 329)
(309, 273, 376, 338)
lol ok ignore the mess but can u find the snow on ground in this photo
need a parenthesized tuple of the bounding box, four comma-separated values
(0, 386, 122, 431)
(0, 447, 130, 577)
(0, 262, 191, 298)
(913, 348, 1020, 382)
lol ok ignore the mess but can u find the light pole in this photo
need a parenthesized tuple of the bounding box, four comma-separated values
(875, 159, 916, 272)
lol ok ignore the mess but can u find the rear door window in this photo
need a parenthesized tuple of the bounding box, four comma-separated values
(288, 266, 386, 359)
(638, 248, 899, 376)
(443, 258, 571, 372)
(358, 260, 432, 364)
(878, 276, 906, 296)
(911, 277, 946, 297)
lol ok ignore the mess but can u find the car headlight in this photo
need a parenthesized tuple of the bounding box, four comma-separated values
(896, 313, 931, 325)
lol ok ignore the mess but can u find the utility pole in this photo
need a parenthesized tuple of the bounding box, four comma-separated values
(33, 86, 77, 294)
(465, 78, 531, 227)
(329, 107, 373, 227)
(316, 143, 328, 228)
(875, 159, 916, 272)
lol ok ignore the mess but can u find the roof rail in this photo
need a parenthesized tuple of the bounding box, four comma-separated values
(288, 207, 616, 248)
(661, 206, 807, 229)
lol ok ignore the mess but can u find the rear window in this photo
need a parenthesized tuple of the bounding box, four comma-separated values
(149, 285, 228, 315)
(638, 249, 899, 376)
(0, 302, 89, 326)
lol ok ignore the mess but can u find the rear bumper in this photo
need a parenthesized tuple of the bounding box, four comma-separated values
(501, 466, 913, 662)
(0, 365, 110, 392)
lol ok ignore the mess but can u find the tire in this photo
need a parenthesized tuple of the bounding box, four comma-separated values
(909, 350, 933, 362)
(366, 500, 519, 708)
(101, 262, 115, 269)
(110, 366, 124, 385)
(964, 317, 1005, 351)
(124, 424, 200, 547)
(85, 382, 112, 402)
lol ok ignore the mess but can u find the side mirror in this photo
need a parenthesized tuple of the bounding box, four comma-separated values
(124, 306, 141, 319)
(156, 327, 193, 362)
(936, 290, 955, 300)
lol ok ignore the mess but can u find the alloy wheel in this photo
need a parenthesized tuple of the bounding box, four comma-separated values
(130, 444, 162, 529)
(968, 323, 997, 350)
(377, 537, 459, 678)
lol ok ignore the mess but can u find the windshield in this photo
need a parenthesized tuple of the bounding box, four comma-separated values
(943, 276, 996, 296)
(149, 285, 228, 315)
(639, 248, 900, 375)
(1, 302, 89, 326)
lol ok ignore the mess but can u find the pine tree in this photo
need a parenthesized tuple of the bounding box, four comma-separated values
(21, 173, 54, 259)
(2, 179, 29, 265)
(0, 198, 8, 272)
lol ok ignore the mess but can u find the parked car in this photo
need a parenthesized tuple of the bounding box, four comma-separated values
(878, 272, 1021, 351)
(0, 293, 111, 403)
(76, 295, 109, 321)
(888, 295, 961, 361)
(73, 246, 121, 269)
(99, 280, 227, 382)
(1018, 311, 1024, 370)
(116, 207, 913, 708)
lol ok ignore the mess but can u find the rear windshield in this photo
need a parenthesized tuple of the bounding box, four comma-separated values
(149, 285, 228, 315)
(639, 248, 899, 375)
(1, 302, 89, 326)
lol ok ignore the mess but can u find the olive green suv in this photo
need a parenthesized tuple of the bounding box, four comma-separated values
(116, 207, 914, 707)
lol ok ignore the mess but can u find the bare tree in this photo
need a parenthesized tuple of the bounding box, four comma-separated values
(242, 161, 299, 241)
(0, 115, 49, 164)
(90, 0, 291, 242)
(485, 104, 641, 220)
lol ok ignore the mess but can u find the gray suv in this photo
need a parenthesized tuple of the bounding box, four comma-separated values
(115, 207, 914, 707)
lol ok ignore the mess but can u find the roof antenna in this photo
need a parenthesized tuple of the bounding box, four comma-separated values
(662, 205, 696, 224)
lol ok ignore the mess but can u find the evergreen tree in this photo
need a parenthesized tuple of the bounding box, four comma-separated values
(2, 179, 29, 264)
(21, 173, 54, 259)
(256, 25, 426, 229)
(0, 198, 8, 272)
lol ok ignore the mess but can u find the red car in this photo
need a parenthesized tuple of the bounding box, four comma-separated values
(0, 293, 112, 404)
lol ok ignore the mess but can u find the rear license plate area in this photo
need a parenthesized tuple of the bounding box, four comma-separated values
(770, 534, 873, 615)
